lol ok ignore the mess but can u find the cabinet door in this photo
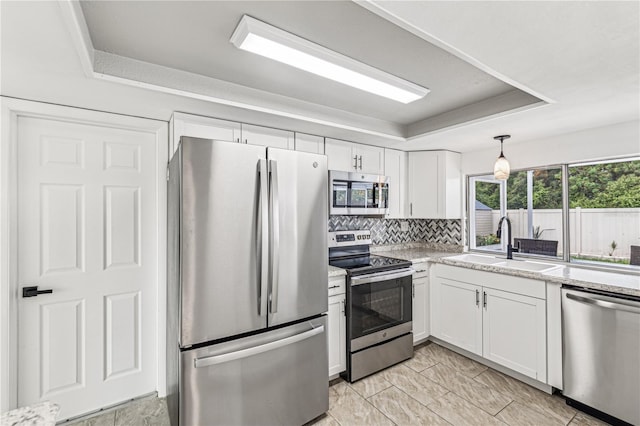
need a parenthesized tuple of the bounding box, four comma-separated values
(171, 113, 240, 155)
(482, 288, 547, 381)
(408, 151, 439, 218)
(412, 277, 429, 344)
(241, 124, 294, 149)
(441, 151, 461, 219)
(431, 277, 482, 356)
(295, 133, 324, 154)
(384, 149, 406, 218)
(328, 293, 346, 377)
(407, 151, 461, 219)
(325, 138, 356, 171)
(356, 144, 384, 175)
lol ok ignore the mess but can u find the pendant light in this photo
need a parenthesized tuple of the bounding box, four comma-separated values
(493, 135, 511, 180)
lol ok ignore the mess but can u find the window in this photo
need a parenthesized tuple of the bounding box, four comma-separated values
(569, 158, 640, 266)
(469, 168, 563, 259)
(469, 157, 640, 269)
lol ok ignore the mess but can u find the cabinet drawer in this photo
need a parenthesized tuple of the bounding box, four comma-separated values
(328, 277, 346, 296)
(413, 262, 429, 279)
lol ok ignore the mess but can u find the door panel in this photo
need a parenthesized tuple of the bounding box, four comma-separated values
(483, 288, 546, 380)
(266, 148, 328, 326)
(328, 294, 346, 376)
(177, 139, 268, 346)
(356, 144, 384, 175)
(433, 278, 482, 355)
(241, 124, 294, 149)
(17, 116, 158, 420)
(325, 138, 355, 172)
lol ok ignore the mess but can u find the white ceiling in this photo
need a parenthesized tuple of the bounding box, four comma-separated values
(79, 0, 537, 128)
(1, 1, 638, 153)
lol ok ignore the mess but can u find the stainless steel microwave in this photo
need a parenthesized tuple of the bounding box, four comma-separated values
(329, 171, 389, 215)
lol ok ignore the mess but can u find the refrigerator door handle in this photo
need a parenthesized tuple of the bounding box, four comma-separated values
(193, 324, 324, 368)
(257, 159, 269, 316)
(268, 159, 280, 314)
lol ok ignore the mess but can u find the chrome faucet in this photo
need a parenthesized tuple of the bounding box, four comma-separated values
(497, 216, 519, 259)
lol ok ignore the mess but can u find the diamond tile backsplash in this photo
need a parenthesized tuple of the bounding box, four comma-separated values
(328, 216, 462, 246)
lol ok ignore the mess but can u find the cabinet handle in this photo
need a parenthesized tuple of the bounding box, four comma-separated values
(244, 139, 248, 144)
(341, 300, 345, 315)
(412, 283, 415, 298)
(358, 155, 363, 170)
(329, 285, 340, 289)
(410, 203, 413, 216)
(236, 138, 240, 143)
(476, 289, 479, 307)
(353, 155, 358, 170)
(483, 291, 487, 308)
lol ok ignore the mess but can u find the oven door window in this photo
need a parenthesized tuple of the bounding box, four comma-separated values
(350, 275, 412, 339)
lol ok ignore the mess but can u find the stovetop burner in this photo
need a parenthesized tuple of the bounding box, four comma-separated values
(328, 230, 412, 275)
(329, 254, 411, 275)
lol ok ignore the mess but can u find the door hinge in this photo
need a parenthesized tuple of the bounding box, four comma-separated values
(166, 166, 170, 181)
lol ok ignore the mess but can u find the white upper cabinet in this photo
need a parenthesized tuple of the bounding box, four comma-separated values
(241, 123, 294, 150)
(384, 149, 407, 218)
(171, 113, 295, 156)
(295, 133, 324, 154)
(407, 150, 461, 219)
(171, 112, 240, 154)
(325, 138, 384, 175)
(357, 144, 385, 175)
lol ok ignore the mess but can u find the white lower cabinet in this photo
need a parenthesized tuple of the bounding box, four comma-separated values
(432, 278, 482, 355)
(431, 264, 547, 382)
(327, 277, 346, 377)
(412, 262, 430, 344)
(482, 288, 546, 380)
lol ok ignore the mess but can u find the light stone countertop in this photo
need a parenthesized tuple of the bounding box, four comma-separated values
(374, 249, 457, 264)
(328, 244, 640, 297)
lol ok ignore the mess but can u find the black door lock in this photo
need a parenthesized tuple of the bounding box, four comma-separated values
(22, 286, 53, 298)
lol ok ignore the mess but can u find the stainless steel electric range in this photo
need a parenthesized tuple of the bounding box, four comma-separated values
(328, 230, 414, 382)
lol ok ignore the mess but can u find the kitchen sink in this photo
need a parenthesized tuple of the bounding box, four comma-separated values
(493, 259, 562, 272)
(447, 254, 508, 265)
(449, 254, 562, 273)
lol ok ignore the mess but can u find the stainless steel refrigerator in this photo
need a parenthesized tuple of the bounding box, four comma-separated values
(167, 137, 329, 425)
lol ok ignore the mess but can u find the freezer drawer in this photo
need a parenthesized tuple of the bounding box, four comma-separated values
(562, 288, 640, 425)
(178, 317, 328, 426)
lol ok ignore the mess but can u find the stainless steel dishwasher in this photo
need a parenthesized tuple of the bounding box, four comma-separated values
(562, 287, 640, 425)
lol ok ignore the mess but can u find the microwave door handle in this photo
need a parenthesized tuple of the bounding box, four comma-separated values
(268, 159, 280, 314)
(257, 159, 269, 316)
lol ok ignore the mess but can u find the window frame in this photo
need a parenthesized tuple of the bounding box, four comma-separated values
(467, 157, 640, 271)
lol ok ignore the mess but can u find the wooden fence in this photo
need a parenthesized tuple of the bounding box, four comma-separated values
(481, 208, 640, 257)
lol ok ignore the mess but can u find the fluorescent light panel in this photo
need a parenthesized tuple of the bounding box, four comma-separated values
(230, 15, 430, 104)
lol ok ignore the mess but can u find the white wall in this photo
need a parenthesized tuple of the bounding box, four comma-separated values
(461, 120, 640, 175)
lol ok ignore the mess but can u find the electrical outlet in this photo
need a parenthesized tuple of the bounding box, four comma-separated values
(400, 221, 409, 232)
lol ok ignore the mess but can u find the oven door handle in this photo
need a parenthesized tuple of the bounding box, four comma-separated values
(350, 268, 414, 286)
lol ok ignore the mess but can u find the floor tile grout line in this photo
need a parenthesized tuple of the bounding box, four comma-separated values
(493, 399, 515, 419)
(362, 392, 398, 425)
(447, 388, 511, 418)
(387, 385, 453, 425)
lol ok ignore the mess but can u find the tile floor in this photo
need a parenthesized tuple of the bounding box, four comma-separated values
(65, 343, 609, 426)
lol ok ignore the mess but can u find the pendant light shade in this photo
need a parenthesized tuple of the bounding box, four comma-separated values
(493, 135, 511, 180)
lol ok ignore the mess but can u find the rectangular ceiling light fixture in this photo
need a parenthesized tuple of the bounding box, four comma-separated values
(230, 15, 430, 104)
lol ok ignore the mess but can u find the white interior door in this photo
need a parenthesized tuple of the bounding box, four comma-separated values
(17, 116, 158, 420)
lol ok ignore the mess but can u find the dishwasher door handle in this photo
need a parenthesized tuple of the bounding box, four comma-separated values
(566, 292, 640, 314)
